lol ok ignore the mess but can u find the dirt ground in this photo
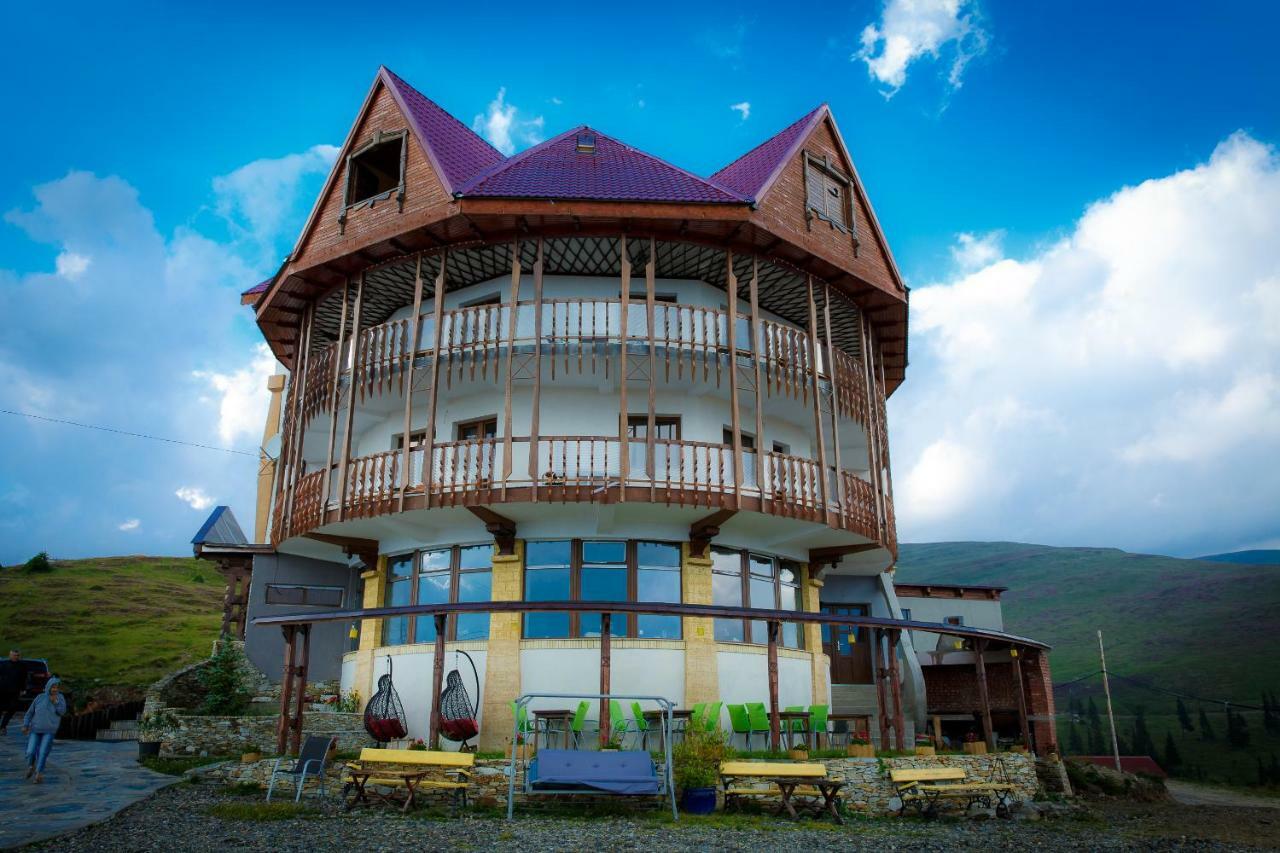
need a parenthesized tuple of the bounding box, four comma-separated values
(1167, 780, 1280, 810)
(1091, 793, 1280, 849)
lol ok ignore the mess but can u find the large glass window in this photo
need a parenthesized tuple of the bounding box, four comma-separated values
(712, 547, 745, 642)
(711, 547, 804, 648)
(383, 554, 414, 645)
(384, 545, 493, 645)
(523, 540, 683, 639)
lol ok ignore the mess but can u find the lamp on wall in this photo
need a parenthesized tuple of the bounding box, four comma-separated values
(1009, 647, 1019, 658)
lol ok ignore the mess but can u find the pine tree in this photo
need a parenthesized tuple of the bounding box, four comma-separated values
(1087, 697, 1100, 725)
(1226, 707, 1251, 749)
(1199, 706, 1215, 741)
(1259, 757, 1267, 787)
(1162, 732, 1182, 771)
(1268, 753, 1279, 786)
(1176, 698, 1194, 732)
(1068, 724, 1083, 755)
(1132, 706, 1156, 756)
(1263, 693, 1280, 734)
(1088, 715, 1105, 754)
(197, 635, 252, 715)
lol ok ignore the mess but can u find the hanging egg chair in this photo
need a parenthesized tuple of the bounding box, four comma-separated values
(438, 650, 480, 751)
(363, 658, 408, 744)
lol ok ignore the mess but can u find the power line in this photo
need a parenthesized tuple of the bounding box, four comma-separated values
(1052, 668, 1264, 711)
(1, 409, 258, 457)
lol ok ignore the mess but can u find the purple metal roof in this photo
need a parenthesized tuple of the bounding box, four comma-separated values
(243, 277, 271, 297)
(712, 105, 826, 202)
(380, 68, 506, 194)
(459, 127, 746, 203)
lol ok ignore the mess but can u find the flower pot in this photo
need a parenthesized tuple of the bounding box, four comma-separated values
(914, 746, 936, 757)
(963, 741, 988, 755)
(241, 751, 262, 764)
(846, 743, 875, 758)
(788, 748, 809, 761)
(680, 786, 717, 815)
(138, 741, 161, 759)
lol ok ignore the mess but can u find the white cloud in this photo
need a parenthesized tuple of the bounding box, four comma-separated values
(118, 518, 140, 532)
(472, 89, 545, 156)
(55, 251, 91, 279)
(890, 132, 1280, 555)
(175, 487, 215, 511)
(856, 0, 988, 97)
(950, 230, 1003, 271)
(730, 102, 751, 121)
(192, 344, 278, 444)
(550, 96, 563, 106)
(212, 144, 339, 259)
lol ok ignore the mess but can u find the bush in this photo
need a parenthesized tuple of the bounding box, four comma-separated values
(197, 636, 253, 715)
(673, 728, 733, 791)
(24, 552, 52, 573)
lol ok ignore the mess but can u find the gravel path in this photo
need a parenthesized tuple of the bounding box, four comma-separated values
(23, 784, 1280, 852)
(1168, 781, 1280, 810)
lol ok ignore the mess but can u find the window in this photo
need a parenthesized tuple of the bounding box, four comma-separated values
(523, 540, 683, 640)
(461, 293, 501, 308)
(804, 153, 853, 235)
(455, 417, 497, 441)
(627, 415, 680, 440)
(624, 290, 678, 303)
(384, 545, 494, 644)
(771, 440, 790, 455)
(901, 608, 912, 622)
(394, 429, 429, 450)
(264, 584, 344, 607)
(346, 132, 406, 207)
(711, 547, 803, 648)
(945, 615, 964, 627)
(722, 428, 756, 451)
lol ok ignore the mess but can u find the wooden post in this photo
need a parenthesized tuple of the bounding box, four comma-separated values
(975, 638, 994, 750)
(429, 613, 447, 748)
(932, 714, 943, 750)
(725, 251, 743, 507)
(397, 256, 425, 511)
(822, 285, 845, 522)
(887, 628, 905, 751)
(528, 240, 544, 497)
(858, 314, 886, 533)
(767, 620, 781, 750)
(805, 277, 829, 514)
(1012, 647, 1032, 751)
(618, 237, 630, 496)
(321, 281, 351, 516)
(501, 240, 521, 496)
(291, 624, 310, 755)
(277, 625, 296, 755)
(600, 612, 612, 747)
(747, 259, 766, 508)
(280, 305, 312, 536)
(872, 628, 890, 748)
(645, 239, 658, 496)
(422, 253, 447, 505)
(336, 273, 365, 519)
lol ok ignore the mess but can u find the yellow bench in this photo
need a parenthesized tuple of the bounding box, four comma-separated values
(719, 761, 842, 819)
(889, 766, 1018, 818)
(343, 748, 475, 813)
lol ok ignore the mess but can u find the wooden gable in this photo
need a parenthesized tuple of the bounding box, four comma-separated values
(749, 113, 904, 301)
(290, 80, 454, 270)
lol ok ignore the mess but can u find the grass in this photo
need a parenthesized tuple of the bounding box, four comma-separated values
(206, 802, 318, 821)
(0, 555, 225, 702)
(140, 754, 232, 776)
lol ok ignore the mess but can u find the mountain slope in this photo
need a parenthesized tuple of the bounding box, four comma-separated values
(1196, 549, 1280, 566)
(895, 542, 1280, 703)
(0, 556, 224, 700)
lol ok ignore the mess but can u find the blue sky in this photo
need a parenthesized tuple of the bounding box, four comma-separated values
(2, 0, 1278, 563)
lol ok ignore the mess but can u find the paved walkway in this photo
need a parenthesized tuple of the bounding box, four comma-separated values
(1, 726, 176, 850)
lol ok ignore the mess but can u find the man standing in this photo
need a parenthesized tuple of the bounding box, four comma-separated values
(0, 649, 24, 735)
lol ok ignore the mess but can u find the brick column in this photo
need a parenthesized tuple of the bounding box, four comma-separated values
(681, 542, 719, 707)
(350, 556, 387, 703)
(480, 541, 525, 752)
(1025, 649, 1060, 755)
(801, 564, 829, 706)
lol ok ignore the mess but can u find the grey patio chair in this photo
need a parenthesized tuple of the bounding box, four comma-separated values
(266, 735, 337, 802)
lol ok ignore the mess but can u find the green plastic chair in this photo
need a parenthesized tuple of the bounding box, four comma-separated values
(689, 702, 707, 732)
(510, 701, 534, 737)
(631, 701, 651, 750)
(784, 705, 807, 748)
(727, 704, 751, 750)
(608, 699, 635, 747)
(702, 701, 723, 733)
(745, 702, 770, 748)
(569, 700, 592, 749)
(809, 704, 830, 748)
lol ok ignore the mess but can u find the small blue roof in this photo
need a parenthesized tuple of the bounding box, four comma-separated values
(191, 506, 248, 547)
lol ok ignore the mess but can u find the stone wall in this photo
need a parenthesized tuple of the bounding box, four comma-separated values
(156, 711, 364, 756)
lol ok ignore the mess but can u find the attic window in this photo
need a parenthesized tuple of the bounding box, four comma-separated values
(344, 130, 407, 210)
(803, 152, 858, 249)
(576, 132, 596, 153)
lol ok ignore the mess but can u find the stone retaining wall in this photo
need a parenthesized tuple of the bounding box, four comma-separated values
(156, 711, 364, 756)
(202, 752, 1043, 813)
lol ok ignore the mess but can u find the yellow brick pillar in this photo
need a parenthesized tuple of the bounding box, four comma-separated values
(479, 541, 524, 752)
(350, 557, 387, 704)
(254, 374, 287, 543)
(801, 564, 829, 706)
(681, 542, 719, 707)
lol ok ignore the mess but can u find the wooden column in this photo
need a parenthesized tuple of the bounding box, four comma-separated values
(858, 314, 886, 533)
(528, 240, 544, 499)
(725, 252, 743, 507)
(321, 281, 351, 516)
(644, 240, 658, 497)
(805, 277, 830, 514)
(767, 620, 781, 750)
(747, 259, 767, 509)
(429, 613, 447, 748)
(276, 625, 297, 754)
(974, 638, 994, 750)
(290, 624, 310, 755)
(397, 256, 425, 511)
(336, 273, 365, 519)
(280, 305, 313, 536)
(887, 628, 905, 751)
(599, 612, 612, 747)
(821, 285, 845, 523)
(501, 240, 521, 497)
(872, 628, 890, 748)
(1012, 648, 1032, 750)
(618, 237, 630, 496)
(422, 253, 447, 505)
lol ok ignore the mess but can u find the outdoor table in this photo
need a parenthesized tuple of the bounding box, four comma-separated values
(769, 777, 846, 823)
(777, 710, 813, 749)
(343, 767, 432, 813)
(827, 713, 872, 747)
(641, 709, 693, 750)
(532, 708, 574, 750)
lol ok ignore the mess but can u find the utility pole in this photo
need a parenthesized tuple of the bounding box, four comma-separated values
(1097, 630, 1122, 772)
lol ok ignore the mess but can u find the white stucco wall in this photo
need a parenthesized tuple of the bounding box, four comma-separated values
(715, 649, 814, 728)
(366, 647, 489, 744)
(519, 645, 685, 717)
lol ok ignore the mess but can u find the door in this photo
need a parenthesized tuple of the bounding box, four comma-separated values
(822, 604, 873, 684)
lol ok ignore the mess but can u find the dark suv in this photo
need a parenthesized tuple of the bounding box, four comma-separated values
(14, 659, 51, 706)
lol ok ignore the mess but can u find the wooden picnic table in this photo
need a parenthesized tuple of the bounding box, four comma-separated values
(777, 710, 813, 749)
(770, 777, 846, 823)
(343, 767, 433, 813)
(641, 709, 694, 750)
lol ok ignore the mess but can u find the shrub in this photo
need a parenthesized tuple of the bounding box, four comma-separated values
(197, 636, 252, 715)
(673, 728, 733, 791)
(24, 552, 52, 573)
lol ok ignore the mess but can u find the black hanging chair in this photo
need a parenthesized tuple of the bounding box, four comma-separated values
(363, 658, 408, 745)
(438, 650, 480, 751)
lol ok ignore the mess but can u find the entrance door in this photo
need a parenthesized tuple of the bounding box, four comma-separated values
(822, 604, 873, 684)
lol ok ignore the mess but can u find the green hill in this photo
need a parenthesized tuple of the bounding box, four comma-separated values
(0, 556, 225, 702)
(1196, 549, 1280, 566)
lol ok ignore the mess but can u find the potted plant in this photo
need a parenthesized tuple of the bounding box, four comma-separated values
(846, 730, 875, 758)
(788, 738, 810, 761)
(914, 733, 936, 756)
(962, 731, 988, 755)
(1008, 738, 1028, 754)
(673, 728, 731, 815)
(137, 709, 178, 759)
(509, 733, 533, 762)
(407, 737, 428, 751)
(602, 731, 625, 752)
(239, 740, 262, 764)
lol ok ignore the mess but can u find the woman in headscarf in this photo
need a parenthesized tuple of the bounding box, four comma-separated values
(22, 677, 66, 783)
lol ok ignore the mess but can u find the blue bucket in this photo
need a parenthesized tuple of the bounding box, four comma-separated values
(681, 786, 717, 815)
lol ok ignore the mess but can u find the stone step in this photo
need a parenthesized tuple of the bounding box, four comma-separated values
(96, 728, 139, 741)
(109, 719, 139, 731)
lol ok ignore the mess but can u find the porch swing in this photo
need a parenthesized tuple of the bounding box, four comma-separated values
(363, 658, 408, 744)
(438, 649, 481, 751)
